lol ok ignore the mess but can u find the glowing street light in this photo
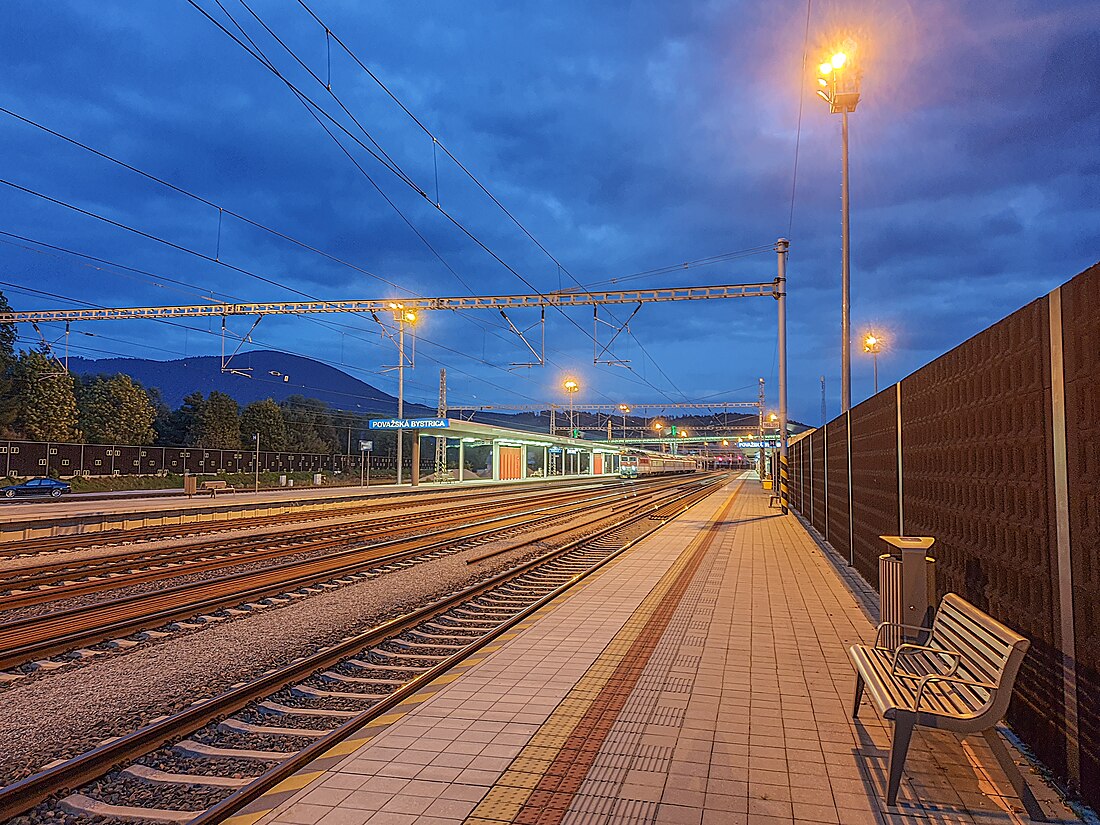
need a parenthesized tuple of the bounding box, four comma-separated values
(391, 304, 418, 485)
(816, 42, 862, 413)
(618, 404, 631, 439)
(563, 378, 580, 436)
(863, 331, 885, 393)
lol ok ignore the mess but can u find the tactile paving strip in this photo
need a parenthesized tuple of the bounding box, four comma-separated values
(466, 484, 743, 824)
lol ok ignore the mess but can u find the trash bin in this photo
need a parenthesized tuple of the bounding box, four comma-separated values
(183, 475, 198, 497)
(878, 535, 935, 647)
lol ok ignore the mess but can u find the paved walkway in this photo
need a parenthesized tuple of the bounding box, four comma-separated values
(239, 476, 1077, 825)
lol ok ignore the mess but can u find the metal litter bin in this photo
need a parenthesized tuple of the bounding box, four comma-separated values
(878, 535, 935, 648)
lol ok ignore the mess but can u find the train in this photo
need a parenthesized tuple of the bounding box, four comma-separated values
(619, 453, 697, 479)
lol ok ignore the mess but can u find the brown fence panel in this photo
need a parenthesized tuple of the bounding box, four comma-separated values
(799, 439, 808, 514)
(825, 417, 851, 561)
(1062, 264, 1100, 801)
(848, 391, 899, 587)
(901, 296, 1065, 781)
(788, 438, 803, 514)
(810, 428, 826, 536)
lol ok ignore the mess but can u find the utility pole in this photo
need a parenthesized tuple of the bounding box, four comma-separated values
(777, 238, 790, 515)
(757, 378, 765, 481)
(253, 432, 260, 493)
(393, 308, 416, 484)
(436, 369, 447, 481)
(841, 108, 852, 412)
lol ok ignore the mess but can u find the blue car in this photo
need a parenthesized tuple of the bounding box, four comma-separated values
(2, 478, 71, 499)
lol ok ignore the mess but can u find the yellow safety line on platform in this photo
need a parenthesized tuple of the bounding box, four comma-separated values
(466, 482, 743, 823)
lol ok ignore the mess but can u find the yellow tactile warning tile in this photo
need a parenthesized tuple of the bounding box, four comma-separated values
(247, 479, 744, 825)
(465, 484, 743, 824)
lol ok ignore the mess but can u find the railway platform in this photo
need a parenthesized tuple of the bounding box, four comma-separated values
(235, 477, 1077, 825)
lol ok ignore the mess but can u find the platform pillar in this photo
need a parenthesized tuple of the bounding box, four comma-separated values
(492, 442, 501, 481)
(411, 431, 420, 487)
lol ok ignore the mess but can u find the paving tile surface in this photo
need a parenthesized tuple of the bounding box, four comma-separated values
(255, 477, 1080, 825)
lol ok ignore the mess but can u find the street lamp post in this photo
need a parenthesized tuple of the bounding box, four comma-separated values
(817, 47, 861, 413)
(393, 306, 417, 485)
(618, 404, 630, 440)
(864, 332, 883, 394)
(253, 432, 260, 493)
(563, 379, 579, 437)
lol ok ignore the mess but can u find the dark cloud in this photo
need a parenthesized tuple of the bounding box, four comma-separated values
(0, 0, 1096, 423)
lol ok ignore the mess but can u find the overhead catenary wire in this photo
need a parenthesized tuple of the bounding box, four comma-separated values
(787, 0, 813, 239)
(1, 13, 768, 408)
(0, 83, 676, 403)
(187, 0, 687, 403)
(292, 0, 693, 401)
(0, 105, 566, 375)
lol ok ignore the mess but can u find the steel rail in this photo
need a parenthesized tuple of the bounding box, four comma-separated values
(0, 476, 708, 667)
(0, 476, 615, 560)
(0, 479, 644, 608)
(0, 475, 727, 821)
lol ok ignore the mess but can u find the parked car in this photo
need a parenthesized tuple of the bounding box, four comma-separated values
(2, 478, 71, 499)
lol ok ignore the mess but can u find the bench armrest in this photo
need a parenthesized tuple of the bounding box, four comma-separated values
(892, 645, 960, 677)
(873, 621, 931, 648)
(914, 673, 998, 712)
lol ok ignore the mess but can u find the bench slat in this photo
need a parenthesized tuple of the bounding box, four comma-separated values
(934, 610, 1010, 686)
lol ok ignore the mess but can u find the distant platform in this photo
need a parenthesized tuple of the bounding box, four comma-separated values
(0, 473, 616, 541)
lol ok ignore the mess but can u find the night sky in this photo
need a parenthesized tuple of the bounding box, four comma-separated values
(1, 1, 1097, 425)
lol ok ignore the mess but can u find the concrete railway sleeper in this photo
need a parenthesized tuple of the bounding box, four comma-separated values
(0, 475, 720, 671)
(0, 478, 672, 609)
(0, 475, 727, 825)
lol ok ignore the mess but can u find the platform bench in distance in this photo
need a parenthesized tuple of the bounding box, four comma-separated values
(200, 480, 234, 497)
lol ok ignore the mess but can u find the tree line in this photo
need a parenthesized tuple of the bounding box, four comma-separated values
(0, 291, 374, 453)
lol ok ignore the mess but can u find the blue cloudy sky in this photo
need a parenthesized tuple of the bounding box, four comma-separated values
(0, 0, 1097, 424)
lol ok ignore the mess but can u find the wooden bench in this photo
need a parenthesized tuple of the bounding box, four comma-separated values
(199, 480, 233, 497)
(849, 593, 1045, 820)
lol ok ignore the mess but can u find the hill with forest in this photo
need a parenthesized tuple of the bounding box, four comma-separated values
(67, 351, 436, 415)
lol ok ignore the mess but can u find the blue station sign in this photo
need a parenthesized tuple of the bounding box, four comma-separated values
(368, 418, 450, 430)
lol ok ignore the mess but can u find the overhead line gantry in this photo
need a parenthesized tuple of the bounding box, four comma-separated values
(0, 242, 791, 514)
(0, 283, 775, 323)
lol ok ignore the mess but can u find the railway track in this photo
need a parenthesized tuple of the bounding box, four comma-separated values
(0, 476, 616, 560)
(0, 479, 648, 612)
(0, 475, 708, 670)
(0, 474, 730, 825)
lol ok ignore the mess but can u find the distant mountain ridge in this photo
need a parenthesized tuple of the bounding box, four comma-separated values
(67, 351, 436, 415)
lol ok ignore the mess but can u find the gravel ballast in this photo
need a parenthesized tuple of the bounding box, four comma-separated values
(0, 502, 626, 784)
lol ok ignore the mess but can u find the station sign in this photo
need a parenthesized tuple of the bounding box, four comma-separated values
(736, 440, 778, 448)
(368, 418, 450, 430)
(358, 440, 374, 452)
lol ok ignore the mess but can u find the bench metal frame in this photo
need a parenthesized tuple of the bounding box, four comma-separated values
(850, 593, 1046, 821)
